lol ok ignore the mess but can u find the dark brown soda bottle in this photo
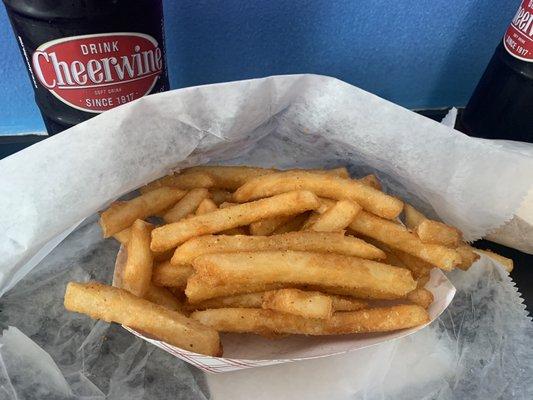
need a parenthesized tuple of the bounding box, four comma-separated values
(2, 0, 169, 135)
(461, 0, 533, 142)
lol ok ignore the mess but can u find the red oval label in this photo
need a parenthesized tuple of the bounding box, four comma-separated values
(503, 0, 533, 62)
(31, 33, 163, 113)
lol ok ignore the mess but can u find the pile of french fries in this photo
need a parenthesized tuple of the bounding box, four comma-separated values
(63, 166, 513, 357)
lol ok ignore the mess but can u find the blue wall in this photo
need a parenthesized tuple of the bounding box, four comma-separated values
(0, 0, 519, 134)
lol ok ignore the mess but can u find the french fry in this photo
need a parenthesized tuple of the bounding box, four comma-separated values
(403, 204, 426, 230)
(151, 191, 320, 251)
(250, 215, 292, 236)
(389, 249, 433, 279)
(331, 296, 368, 311)
(262, 289, 334, 319)
(195, 198, 218, 215)
(415, 219, 461, 247)
(406, 288, 434, 309)
(306, 200, 361, 232)
(64, 281, 222, 356)
(144, 284, 182, 311)
(122, 220, 153, 297)
(219, 201, 237, 208)
(349, 211, 461, 271)
(152, 260, 194, 288)
(475, 249, 513, 272)
(191, 305, 429, 335)
(358, 174, 382, 191)
(210, 190, 233, 205)
(113, 227, 131, 244)
(456, 245, 481, 270)
(233, 171, 403, 219)
(185, 274, 286, 303)
(193, 251, 416, 299)
(183, 166, 350, 190)
(139, 172, 215, 193)
(320, 167, 349, 178)
(99, 187, 186, 237)
(171, 231, 385, 265)
(183, 166, 277, 190)
(163, 188, 210, 223)
(113, 226, 174, 262)
(184, 292, 265, 311)
(206, 201, 248, 235)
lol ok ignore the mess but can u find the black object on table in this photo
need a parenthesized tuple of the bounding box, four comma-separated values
(0, 110, 531, 313)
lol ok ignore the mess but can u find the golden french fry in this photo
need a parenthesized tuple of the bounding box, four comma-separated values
(113, 227, 131, 244)
(307, 200, 361, 232)
(321, 167, 350, 178)
(122, 220, 153, 297)
(415, 219, 461, 247)
(145, 284, 182, 311)
(233, 171, 403, 220)
(406, 288, 434, 309)
(113, 226, 173, 262)
(171, 231, 385, 265)
(250, 215, 292, 236)
(64, 281, 222, 356)
(139, 172, 215, 193)
(193, 251, 416, 299)
(349, 211, 461, 271)
(475, 249, 513, 272)
(210, 190, 233, 205)
(358, 174, 382, 191)
(403, 204, 426, 230)
(163, 188, 210, 223)
(191, 305, 429, 335)
(331, 296, 368, 311)
(151, 191, 320, 252)
(195, 198, 218, 215)
(100, 187, 186, 237)
(185, 274, 286, 303)
(219, 201, 237, 208)
(262, 289, 333, 319)
(183, 166, 277, 190)
(389, 248, 433, 279)
(318, 197, 337, 209)
(183, 166, 350, 190)
(152, 260, 194, 288)
(456, 245, 481, 270)
(207, 201, 248, 235)
(184, 292, 265, 311)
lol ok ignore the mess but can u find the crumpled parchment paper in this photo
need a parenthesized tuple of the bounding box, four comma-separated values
(0, 74, 532, 399)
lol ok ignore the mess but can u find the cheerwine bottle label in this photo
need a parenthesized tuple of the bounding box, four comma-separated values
(504, 0, 533, 62)
(32, 33, 164, 113)
(3, 0, 168, 134)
